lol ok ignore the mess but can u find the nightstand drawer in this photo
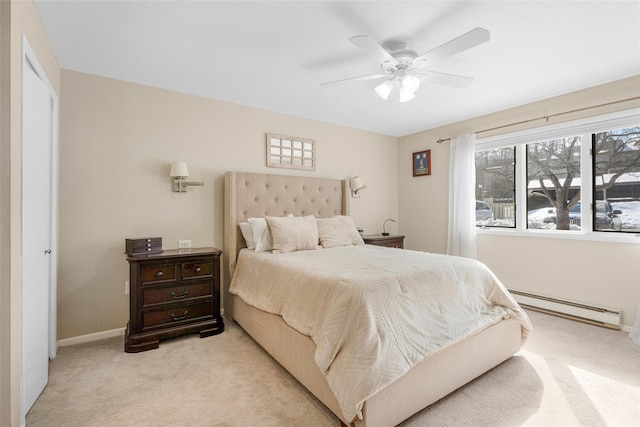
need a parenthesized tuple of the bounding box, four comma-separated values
(142, 282, 213, 306)
(377, 238, 403, 248)
(142, 301, 213, 329)
(140, 264, 178, 284)
(182, 260, 213, 278)
(363, 235, 405, 249)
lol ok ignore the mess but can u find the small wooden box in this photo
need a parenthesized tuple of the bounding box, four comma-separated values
(125, 237, 162, 255)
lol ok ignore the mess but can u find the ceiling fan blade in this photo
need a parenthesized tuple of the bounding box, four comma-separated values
(349, 35, 398, 66)
(415, 27, 490, 64)
(320, 73, 388, 87)
(415, 70, 474, 88)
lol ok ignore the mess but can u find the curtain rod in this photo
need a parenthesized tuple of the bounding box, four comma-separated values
(435, 96, 640, 143)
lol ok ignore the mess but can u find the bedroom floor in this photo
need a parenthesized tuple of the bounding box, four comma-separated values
(26, 310, 640, 426)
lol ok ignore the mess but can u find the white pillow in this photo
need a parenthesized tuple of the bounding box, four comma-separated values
(316, 215, 365, 248)
(239, 222, 255, 249)
(248, 214, 294, 252)
(266, 215, 318, 253)
(248, 217, 271, 252)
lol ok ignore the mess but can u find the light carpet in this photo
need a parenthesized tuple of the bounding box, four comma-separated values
(26, 310, 640, 426)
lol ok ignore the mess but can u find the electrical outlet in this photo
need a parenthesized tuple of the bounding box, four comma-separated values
(179, 239, 192, 248)
(125, 280, 129, 295)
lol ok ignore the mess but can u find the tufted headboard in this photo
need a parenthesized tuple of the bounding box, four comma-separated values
(223, 171, 350, 319)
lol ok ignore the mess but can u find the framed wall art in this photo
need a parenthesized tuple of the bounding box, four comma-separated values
(412, 149, 431, 177)
(266, 133, 316, 171)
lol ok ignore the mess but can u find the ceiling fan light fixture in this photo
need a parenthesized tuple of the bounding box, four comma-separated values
(324, 28, 491, 105)
(398, 89, 415, 103)
(375, 79, 394, 100)
(401, 75, 420, 93)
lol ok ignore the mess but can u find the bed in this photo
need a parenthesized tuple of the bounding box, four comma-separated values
(223, 171, 531, 427)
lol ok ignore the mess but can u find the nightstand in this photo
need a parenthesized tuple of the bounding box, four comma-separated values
(363, 234, 405, 249)
(124, 247, 224, 353)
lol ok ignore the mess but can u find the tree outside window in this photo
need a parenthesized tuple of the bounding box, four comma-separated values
(527, 136, 582, 231)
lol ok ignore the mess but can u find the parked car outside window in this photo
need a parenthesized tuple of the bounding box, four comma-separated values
(540, 200, 622, 231)
(476, 200, 494, 222)
(594, 201, 622, 231)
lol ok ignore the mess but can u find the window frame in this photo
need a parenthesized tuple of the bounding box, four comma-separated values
(475, 109, 640, 243)
(475, 146, 517, 228)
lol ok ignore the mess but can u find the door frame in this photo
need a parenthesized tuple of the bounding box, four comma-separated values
(21, 35, 58, 419)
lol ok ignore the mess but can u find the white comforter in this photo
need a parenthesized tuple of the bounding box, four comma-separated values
(229, 245, 531, 422)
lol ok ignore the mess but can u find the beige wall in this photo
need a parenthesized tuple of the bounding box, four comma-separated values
(58, 70, 398, 340)
(0, 1, 60, 425)
(398, 76, 640, 328)
(56, 72, 640, 338)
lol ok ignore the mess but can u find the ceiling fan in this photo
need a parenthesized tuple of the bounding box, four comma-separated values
(320, 27, 490, 102)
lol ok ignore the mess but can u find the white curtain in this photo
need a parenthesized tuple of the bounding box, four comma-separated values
(447, 133, 477, 259)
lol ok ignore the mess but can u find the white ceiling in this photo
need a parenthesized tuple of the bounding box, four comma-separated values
(34, 1, 640, 137)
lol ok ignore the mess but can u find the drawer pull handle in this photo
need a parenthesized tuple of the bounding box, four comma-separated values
(194, 266, 201, 273)
(156, 271, 163, 277)
(171, 290, 189, 300)
(170, 310, 189, 321)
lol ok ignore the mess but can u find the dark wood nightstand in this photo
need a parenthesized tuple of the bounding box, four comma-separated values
(363, 234, 405, 249)
(124, 247, 224, 353)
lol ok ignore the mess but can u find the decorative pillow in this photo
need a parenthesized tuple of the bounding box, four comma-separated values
(248, 214, 294, 252)
(316, 215, 365, 248)
(239, 222, 255, 249)
(266, 215, 319, 253)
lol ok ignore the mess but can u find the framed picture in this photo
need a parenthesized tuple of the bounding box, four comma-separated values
(412, 149, 431, 177)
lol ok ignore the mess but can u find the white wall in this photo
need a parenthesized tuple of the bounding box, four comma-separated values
(398, 76, 640, 328)
(58, 70, 398, 340)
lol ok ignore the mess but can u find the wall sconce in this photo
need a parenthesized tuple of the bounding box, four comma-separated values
(169, 161, 204, 193)
(350, 176, 367, 198)
(382, 218, 396, 236)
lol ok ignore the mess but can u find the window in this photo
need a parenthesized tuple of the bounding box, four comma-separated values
(526, 136, 582, 231)
(475, 147, 515, 227)
(474, 111, 640, 239)
(593, 126, 640, 232)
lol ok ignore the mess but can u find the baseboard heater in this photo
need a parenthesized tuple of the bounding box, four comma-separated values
(509, 289, 621, 330)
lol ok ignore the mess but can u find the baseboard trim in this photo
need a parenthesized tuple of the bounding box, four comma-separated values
(509, 289, 621, 330)
(57, 327, 126, 348)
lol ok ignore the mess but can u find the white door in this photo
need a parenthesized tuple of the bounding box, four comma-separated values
(22, 59, 53, 415)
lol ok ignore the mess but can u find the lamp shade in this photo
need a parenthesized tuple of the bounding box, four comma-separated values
(401, 75, 420, 93)
(398, 89, 415, 103)
(170, 161, 189, 178)
(399, 75, 419, 103)
(350, 176, 364, 191)
(374, 80, 394, 100)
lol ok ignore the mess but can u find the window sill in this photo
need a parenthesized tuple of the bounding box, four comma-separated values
(477, 227, 640, 244)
